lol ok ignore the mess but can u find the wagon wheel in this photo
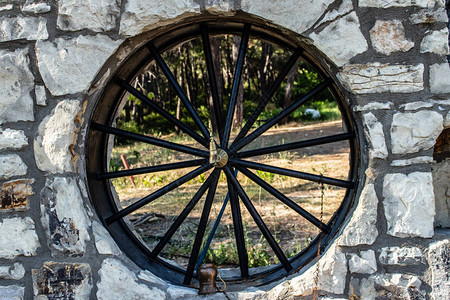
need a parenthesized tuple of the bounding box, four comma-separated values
(86, 21, 359, 287)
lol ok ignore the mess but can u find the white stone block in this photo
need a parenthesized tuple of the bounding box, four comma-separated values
(391, 156, 433, 166)
(0, 128, 27, 150)
(0, 16, 48, 42)
(36, 35, 122, 96)
(204, 0, 234, 15)
(444, 111, 450, 127)
(421, 28, 450, 54)
(40, 177, 91, 256)
(22, 2, 51, 14)
(349, 250, 377, 274)
(338, 63, 424, 94)
(359, 0, 437, 8)
(0, 48, 34, 124)
(0, 4, 13, 12)
(427, 239, 450, 300)
(338, 183, 378, 246)
(120, 0, 200, 37)
(370, 20, 414, 55)
(383, 172, 435, 238)
(409, 8, 448, 24)
(432, 159, 450, 228)
(369, 273, 424, 299)
(315, 0, 353, 28)
(0, 217, 39, 258)
(354, 102, 392, 111)
(379, 246, 425, 266)
(57, 0, 120, 32)
(93, 221, 120, 255)
(391, 111, 443, 154)
(430, 63, 450, 94)
(0, 263, 25, 280)
(290, 244, 347, 295)
(0, 154, 27, 179)
(400, 101, 433, 111)
(363, 113, 388, 159)
(242, 0, 333, 35)
(0, 285, 24, 300)
(34, 99, 81, 173)
(309, 12, 367, 67)
(35, 85, 47, 106)
(97, 258, 166, 299)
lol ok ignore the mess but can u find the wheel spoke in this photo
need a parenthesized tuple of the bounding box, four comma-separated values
(98, 159, 207, 180)
(221, 24, 251, 148)
(226, 168, 249, 278)
(223, 166, 293, 272)
(149, 173, 215, 260)
(233, 48, 303, 144)
(105, 164, 213, 225)
(228, 78, 333, 155)
(184, 170, 220, 285)
(201, 24, 224, 140)
(230, 158, 354, 189)
(236, 132, 354, 158)
(91, 122, 209, 158)
(147, 42, 210, 140)
(117, 78, 208, 148)
(234, 165, 331, 233)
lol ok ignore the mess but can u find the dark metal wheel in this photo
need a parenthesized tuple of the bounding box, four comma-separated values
(86, 19, 359, 289)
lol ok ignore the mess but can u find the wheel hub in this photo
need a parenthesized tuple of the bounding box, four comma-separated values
(209, 138, 228, 168)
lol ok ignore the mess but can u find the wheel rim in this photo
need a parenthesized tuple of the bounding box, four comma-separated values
(86, 20, 359, 288)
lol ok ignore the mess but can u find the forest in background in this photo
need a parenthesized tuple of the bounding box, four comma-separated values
(117, 35, 340, 140)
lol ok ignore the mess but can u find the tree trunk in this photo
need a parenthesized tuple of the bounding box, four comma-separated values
(282, 60, 298, 124)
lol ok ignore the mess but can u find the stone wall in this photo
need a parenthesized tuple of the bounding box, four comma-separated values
(0, 0, 449, 299)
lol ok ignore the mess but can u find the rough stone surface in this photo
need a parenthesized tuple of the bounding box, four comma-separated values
(309, 12, 367, 66)
(338, 183, 378, 246)
(34, 99, 81, 173)
(391, 156, 433, 166)
(120, 0, 200, 37)
(0, 48, 34, 124)
(166, 285, 197, 298)
(349, 250, 377, 274)
(427, 239, 450, 300)
(290, 244, 347, 295)
(432, 159, 450, 228)
(35, 85, 47, 106)
(421, 28, 450, 54)
(0, 4, 13, 11)
(391, 111, 443, 154)
(0, 154, 27, 179)
(400, 101, 433, 111)
(204, 0, 234, 15)
(430, 63, 450, 93)
(57, 0, 121, 32)
(36, 35, 122, 96)
(0, 128, 27, 150)
(360, 273, 424, 299)
(0, 285, 24, 300)
(0, 16, 48, 42)
(338, 63, 424, 94)
(0, 263, 25, 280)
(92, 221, 120, 255)
(40, 177, 91, 256)
(22, 1, 51, 14)
(32, 262, 92, 299)
(383, 172, 435, 238)
(137, 270, 167, 286)
(354, 102, 392, 111)
(97, 258, 165, 299)
(0, 179, 34, 211)
(315, 0, 353, 27)
(363, 113, 388, 159)
(410, 8, 448, 24)
(242, 0, 333, 35)
(359, 0, 437, 8)
(379, 246, 425, 266)
(0, 217, 39, 258)
(370, 20, 414, 55)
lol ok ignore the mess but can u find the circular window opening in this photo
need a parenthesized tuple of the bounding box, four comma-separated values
(86, 19, 359, 289)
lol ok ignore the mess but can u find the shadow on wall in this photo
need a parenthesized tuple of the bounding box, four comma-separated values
(432, 127, 450, 228)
